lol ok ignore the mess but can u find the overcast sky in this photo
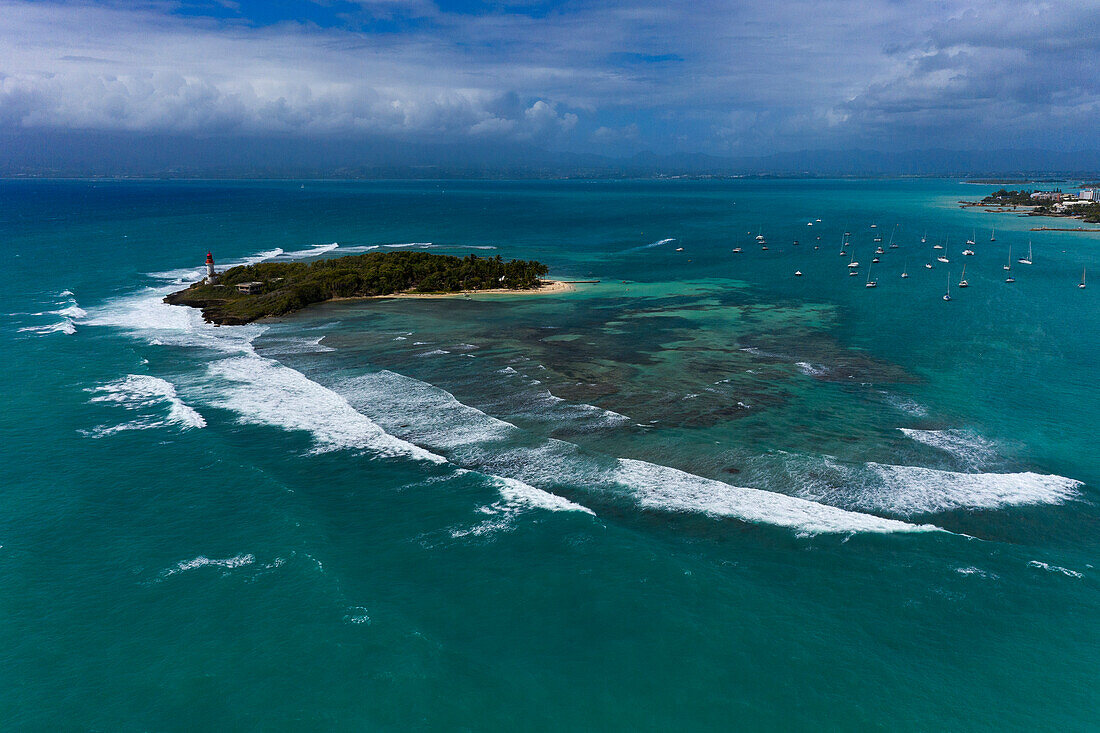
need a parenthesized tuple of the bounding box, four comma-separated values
(2, 0, 1098, 162)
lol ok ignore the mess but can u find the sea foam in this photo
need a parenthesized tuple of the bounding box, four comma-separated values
(207, 356, 444, 462)
(898, 428, 1000, 468)
(332, 369, 936, 535)
(87, 374, 206, 433)
(800, 462, 1082, 516)
(87, 245, 439, 465)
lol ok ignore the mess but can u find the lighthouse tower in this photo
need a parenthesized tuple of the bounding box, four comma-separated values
(205, 252, 217, 284)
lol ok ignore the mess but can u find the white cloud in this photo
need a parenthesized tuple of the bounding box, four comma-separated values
(1, 0, 1097, 154)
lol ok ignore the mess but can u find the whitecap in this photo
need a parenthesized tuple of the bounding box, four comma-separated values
(279, 242, 339, 259)
(800, 462, 1081, 516)
(899, 428, 1000, 468)
(160, 553, 255, 578)
(795, 361, 828, 377)
(1028, 560, 1083, 578)
(88, 373, 206, 430)
(18, 320, 76, 335)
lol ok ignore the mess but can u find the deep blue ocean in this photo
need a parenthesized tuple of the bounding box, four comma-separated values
(2, 178, 1098, 730)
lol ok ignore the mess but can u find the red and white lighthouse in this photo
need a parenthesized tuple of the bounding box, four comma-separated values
(205, 252, 216, 284)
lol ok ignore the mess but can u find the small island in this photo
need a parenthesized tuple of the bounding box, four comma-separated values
(166, 251, 554, 324)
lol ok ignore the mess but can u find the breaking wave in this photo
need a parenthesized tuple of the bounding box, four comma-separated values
(327, 369, 936, 535)
(87, 374, 206, 434)
(798, 462, 1081, 516)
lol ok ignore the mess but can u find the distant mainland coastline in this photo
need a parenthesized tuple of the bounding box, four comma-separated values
(958, 187, 1100, 226)
(165, 251, 559, 325)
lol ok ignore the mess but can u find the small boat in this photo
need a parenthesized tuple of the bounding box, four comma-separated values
(847, 252, 859, 268)
(933, 242, 944, 250)
(1080, 267, 1087, 289)
(990, 227, 996, 242)
(732, 247, 743, 253)
(888, 224, 899, 248)
(865, 264, 877, 288)
(849, 269, 859, 276)
(795, 270, 803, 277)
(875, 246, 885, 254)
(873, 235, 883, 243)
(871, 222, 878, 229)
(1004, 245, 1012, 271)
(793, 240, 800, 245)
(921, 231, 927, 244)
(963, 249, 974, 256)
(807, 222, 813, 226)
(872, 256, 880, 263)
(816, 219, 822, 222)
(901, 259, 910, 278)
(958, 263, 968, 288)
(943, 272, 952, 301)
(937, 254, 949, 263)
(676, 247, 684, 252)
(844, 230, 852, 237)
(1018, 241, 1032, 265)
(761, 244, 768, 250)
(966, 230, 975, 246)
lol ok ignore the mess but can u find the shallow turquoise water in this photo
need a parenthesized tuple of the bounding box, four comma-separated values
(2, 179, 1098, 730)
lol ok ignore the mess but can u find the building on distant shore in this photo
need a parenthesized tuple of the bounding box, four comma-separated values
(236, 281, 263, 294)
(1030, 190, 1065, 202)
(1080, 188, 1097, 201)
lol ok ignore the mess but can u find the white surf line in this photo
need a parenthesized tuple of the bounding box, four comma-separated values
(205, 354, 445, 463)
(329, 369, 939, 536)
(85, 245, 452, 466)
(797, 461, 1082, 517)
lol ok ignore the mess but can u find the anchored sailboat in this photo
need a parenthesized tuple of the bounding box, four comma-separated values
(1005, 247, 1015, 282)
(1018, 241, 1032, 265)
(901, 259, 910, 278)
(866, 263, 877, 288)
(937, 237, 950, 263)
(1080, 267, 1087, 289)
(943, 272, 952, 301)
(958, 263, 968, 288)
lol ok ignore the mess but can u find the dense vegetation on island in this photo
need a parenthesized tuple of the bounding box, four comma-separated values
(980, 188, 1039, 206)
(165, 251, 550, 324)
